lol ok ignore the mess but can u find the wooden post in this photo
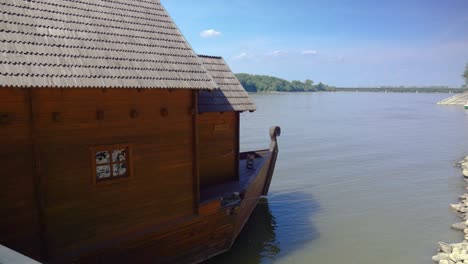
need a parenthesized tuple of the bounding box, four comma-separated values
(235, 112, 240, 181)
(27, 89, 48, 261)
(193, 91, 201, 211)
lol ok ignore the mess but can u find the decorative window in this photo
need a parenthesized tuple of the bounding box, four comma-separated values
(91, 144, 131, 183)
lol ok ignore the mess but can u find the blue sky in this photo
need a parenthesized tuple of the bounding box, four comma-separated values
(163, 0, 468, 87)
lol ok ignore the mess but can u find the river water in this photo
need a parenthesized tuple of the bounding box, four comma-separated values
(206, 92, 468, 264)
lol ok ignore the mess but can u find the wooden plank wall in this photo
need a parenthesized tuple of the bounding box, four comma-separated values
(30, 89, 196, 259)
(78, 208, 235, 264)
(199, 112, 238, 188)
(0, 88, 41, 259)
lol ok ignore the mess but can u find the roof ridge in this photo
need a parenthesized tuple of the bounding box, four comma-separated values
(198, 54, 223, 59)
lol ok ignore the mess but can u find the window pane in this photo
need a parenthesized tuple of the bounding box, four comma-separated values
(96, 165, 111, 179)
(113, 163, 127, 177)
(112, 149, 127, 163)
(96, 151, 110, 164)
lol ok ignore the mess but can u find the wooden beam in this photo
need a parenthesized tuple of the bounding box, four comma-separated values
(235, 112, 240, 181)
(27, 89, 48, 261)
(193, 91, 201, 210)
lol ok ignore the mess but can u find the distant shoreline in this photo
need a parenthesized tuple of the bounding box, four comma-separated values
(335, 87, 466, 93)
(235, 73, 466, 94)
(247, 89, 467, 94)
(248, 88, 466, 94)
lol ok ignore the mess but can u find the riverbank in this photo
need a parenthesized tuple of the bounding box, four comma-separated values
(336, 87, 465, 93)
(247, 89, 466, 95)
(433, 156, 468, 264)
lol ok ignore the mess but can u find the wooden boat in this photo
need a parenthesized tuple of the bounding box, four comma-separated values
(74, 127, 281, 264)
(0, 1, 280, 263)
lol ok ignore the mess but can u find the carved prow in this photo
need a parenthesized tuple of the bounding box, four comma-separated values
(269, 126, 281, 152)
(263, 126, 281, 196)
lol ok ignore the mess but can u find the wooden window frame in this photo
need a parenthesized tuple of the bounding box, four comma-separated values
(90, 144, 133, 185)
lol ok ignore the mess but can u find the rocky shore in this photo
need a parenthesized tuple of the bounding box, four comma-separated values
(433, 157, 468, 264)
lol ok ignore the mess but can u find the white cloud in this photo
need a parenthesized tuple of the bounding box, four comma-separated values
(200, 29, 222, 38)
(302, 50, 318, 55)
(233, 52, 252, 60)
(267, 50, 288, 56)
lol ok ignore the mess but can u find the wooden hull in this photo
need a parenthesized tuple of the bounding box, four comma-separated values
(71, 127, 281, 264)
(72, 152, 276, 264)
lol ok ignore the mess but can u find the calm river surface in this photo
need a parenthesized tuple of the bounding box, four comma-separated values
(206, 92, 468, 264)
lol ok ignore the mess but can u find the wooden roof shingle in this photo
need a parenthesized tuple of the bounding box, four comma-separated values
(198, 55, 256, 112)
(0, 0, 217, 90)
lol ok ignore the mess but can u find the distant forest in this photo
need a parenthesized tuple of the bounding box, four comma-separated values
(235, 73, 467, 93)
(235, 73, 336, 92)
(464, 63, 468, 88)
(335, 87, 467, 93)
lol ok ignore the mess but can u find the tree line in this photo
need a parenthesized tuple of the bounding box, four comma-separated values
(464, 63, 468, 88)
(235, 73, 336, 92)
(236, 64, 468, 93)
(335, 87, 466, 93)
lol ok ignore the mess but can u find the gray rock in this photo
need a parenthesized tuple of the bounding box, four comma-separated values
(439, 242, 453, 253)
(452, 243, 468, 251)
(451, 204, 468, 213)
(433, 157, 468, 263)
(462, 162, 468, 169)
(433, 253, 450, 262)
(462, 162, 468, 170)
(449, 252, 460, 262)
(452, 222, 467, 231)
(459, 193, 468, 201)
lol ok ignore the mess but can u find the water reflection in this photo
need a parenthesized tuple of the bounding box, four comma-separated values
(205, 192, 320, 264)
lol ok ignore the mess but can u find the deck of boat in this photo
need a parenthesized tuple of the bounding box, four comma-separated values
(200, 150, 270, 202)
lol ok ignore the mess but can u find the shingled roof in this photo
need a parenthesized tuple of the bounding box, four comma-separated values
(0, 0, 217, 90)
(198, 55, 256, 112)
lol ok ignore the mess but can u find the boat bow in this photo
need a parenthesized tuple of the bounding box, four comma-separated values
(263, 126, 281, 195)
